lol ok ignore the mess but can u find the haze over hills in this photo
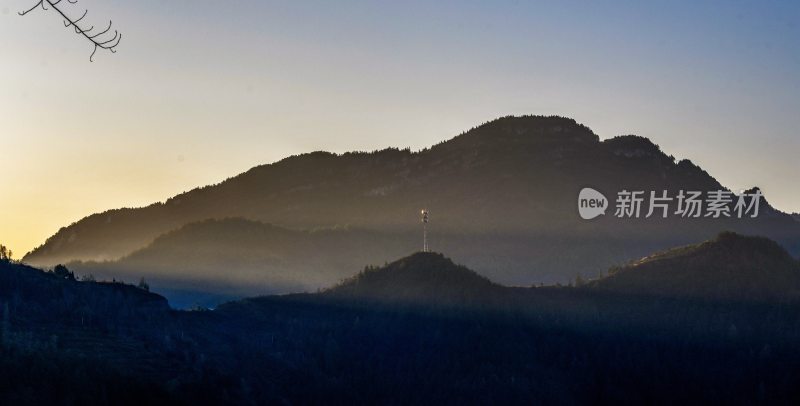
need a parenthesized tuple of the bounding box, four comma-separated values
(325, 233, 800, 306)
(69, 218, 417, 305)
(23, 116, 800, 302)
(6, 236, 800, 403)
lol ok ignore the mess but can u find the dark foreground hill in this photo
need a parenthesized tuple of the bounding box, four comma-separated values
(23, 116, 800, 302)
(0, 260, 177, 404)
(5, 241, 800, 404)
(590, 232, 800, 300)
(0, 261, 169, 328)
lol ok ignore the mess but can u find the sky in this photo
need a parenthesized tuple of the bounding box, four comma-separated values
(1, 0, 799, 257)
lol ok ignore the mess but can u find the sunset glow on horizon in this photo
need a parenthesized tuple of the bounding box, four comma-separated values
(2, 0, 799, 256)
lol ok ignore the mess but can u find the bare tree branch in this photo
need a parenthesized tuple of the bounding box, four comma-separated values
(19, 0, 121, 62)
(18, 1, 43, 16)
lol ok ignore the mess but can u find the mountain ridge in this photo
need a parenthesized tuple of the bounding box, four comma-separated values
(22, 115, 707, 263)
(23, 115, 800, 301)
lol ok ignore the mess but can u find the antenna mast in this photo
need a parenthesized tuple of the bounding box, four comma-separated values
(421, 209, 429, 252)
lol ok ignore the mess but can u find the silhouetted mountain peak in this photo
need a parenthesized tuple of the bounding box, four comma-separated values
(591, 232, 800, 300)
(325, 252, 499, 304)
(603, 134, 666, 159)
(21, 115, 800, 302)
(435, 115, 599, 152)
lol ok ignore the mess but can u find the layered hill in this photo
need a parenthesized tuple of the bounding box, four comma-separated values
(69, 218, 417, 305)
(24, 116, 800, 299)
(10, 248, 800, 404)
(589, 232, 800, 300)
(324, 252, 501, 305)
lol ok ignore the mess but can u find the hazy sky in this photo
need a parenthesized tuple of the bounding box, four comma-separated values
(1, 0, 798, 256)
